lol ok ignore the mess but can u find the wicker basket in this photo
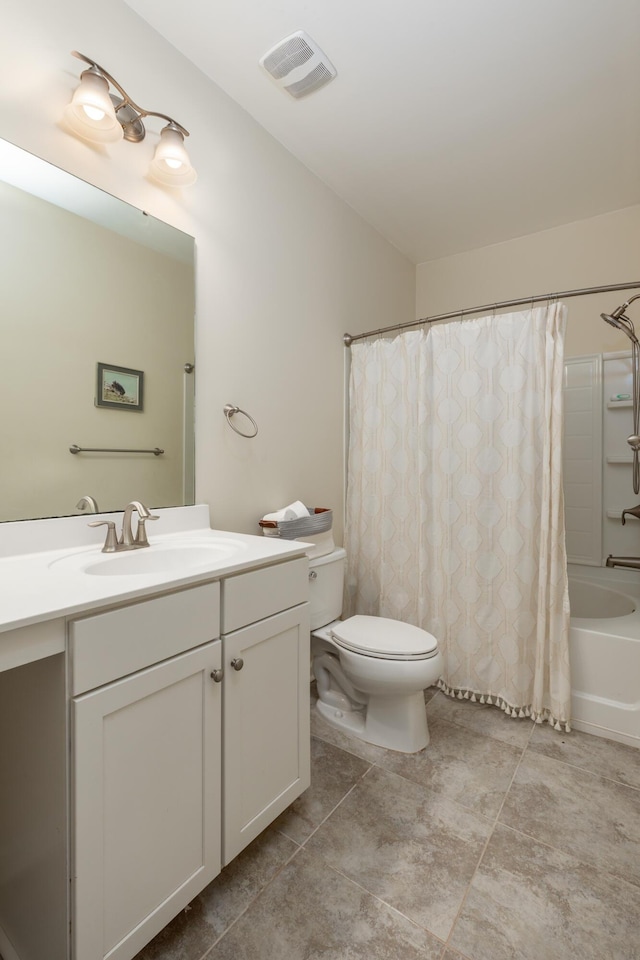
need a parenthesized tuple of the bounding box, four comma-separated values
(258, 507, 332, 540)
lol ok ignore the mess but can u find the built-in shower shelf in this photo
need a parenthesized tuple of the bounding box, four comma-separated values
(606, 400, 633, 409)
(606, 457, 634, 464)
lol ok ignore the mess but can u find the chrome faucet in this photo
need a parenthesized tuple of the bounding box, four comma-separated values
(76, 495, 99, 514)
(120, 501, 159, 547)
(605, 555, 640, 570)
(89, 500, 159, 553)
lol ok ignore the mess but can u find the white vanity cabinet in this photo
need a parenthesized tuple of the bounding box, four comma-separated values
(69, 584, 221, 960)
(0, 547, 310, 960)
(221, 558, 310, 863)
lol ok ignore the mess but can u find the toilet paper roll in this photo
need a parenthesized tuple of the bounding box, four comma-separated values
(261, 508, 290, 522)
(261, 500, 310, 523)
(282, 500, 310, 520)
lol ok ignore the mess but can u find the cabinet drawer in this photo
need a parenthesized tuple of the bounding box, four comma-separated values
(70, 582, 220, 695)
(222, 558, 308, 633)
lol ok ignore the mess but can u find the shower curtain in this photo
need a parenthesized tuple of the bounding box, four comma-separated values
(345, 304, 571, 730)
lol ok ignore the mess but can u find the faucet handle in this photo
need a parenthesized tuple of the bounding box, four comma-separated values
(621, 504, 640, 525)
(135, 514, 160, 547)
(88, 520, 118, 553)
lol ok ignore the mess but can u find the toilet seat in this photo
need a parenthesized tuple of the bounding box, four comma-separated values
(330, 615, 438, 661)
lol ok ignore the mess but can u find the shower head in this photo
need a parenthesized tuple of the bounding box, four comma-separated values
(601, 294, 640, 343)
(600, 310, 639, 344)
(601, 311, 624, 328)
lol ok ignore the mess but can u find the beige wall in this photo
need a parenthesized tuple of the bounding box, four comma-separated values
(0, 0, 415, 539)
(416, 205, 640, 357)
(0, 181, 193, 521)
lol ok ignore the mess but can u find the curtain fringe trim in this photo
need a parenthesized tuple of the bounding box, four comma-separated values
(436, 679, 571, 733)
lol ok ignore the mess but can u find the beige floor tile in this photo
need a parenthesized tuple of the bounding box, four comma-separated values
(426, 691, 534, 748)
(306, 765, 491, 941)
(529, 722, 640, 789)
(205, 848, 444, 960)
(424, 685, 440, 704)
(499, 749, 640, 887)
(133, 826, 298, 959)
(273, 736, 371, 844)
(134, 689, 640, 959)
(450, 823, 640, 960)
(377, 717, 523, 818)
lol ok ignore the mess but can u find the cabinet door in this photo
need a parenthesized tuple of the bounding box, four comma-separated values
(222, 603, 310, 865)
(72, 641, 222, 960)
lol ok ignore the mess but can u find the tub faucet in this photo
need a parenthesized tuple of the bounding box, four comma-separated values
(621, 504, 640, 525)
(605, 555, 640, 570)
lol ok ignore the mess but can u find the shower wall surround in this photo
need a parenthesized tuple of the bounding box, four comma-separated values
(563, 356, 603, 565)
(602, 353, 640, 559)
(563, 352, 640, 567)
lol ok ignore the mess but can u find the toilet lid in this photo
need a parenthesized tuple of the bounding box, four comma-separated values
(330, 615, 438, 660)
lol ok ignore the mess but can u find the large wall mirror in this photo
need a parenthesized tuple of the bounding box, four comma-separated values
(0, 139, 195, 523)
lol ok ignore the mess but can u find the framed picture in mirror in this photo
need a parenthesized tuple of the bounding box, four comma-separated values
(96, 362, 144, 411)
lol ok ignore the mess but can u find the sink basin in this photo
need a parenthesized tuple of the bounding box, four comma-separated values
(49, 538, 247, 577)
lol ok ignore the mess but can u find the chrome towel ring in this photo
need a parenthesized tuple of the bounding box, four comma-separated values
(223, 404, 258, 438)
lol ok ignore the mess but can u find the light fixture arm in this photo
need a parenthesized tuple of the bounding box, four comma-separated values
(71, 51, 190, 138)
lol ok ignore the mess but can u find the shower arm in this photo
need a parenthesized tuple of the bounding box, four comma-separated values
(612, 293, 640, 317)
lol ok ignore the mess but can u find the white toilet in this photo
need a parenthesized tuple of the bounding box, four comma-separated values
(309, 548, 442, 753)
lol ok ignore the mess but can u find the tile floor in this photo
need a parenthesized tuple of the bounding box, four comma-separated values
(135, 687, 640, 960)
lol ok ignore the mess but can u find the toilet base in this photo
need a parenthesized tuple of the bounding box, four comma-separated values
(316, 690, 429, 753)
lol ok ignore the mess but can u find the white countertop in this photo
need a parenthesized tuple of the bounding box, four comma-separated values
(0, 505, 308, 635)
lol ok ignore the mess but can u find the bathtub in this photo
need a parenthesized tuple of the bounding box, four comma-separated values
(568, 564, 640, 747)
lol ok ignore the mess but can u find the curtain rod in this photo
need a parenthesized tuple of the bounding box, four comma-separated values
(343, 280, 640, 346)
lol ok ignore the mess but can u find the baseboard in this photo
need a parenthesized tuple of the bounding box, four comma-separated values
(571, 717, 640, 749)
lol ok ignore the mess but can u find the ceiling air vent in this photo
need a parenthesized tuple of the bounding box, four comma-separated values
(259, 31, 337, 99)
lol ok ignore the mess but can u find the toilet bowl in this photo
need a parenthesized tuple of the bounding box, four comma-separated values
(309, 549, 442, 753)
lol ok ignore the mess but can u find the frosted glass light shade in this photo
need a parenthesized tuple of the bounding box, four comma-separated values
(149, 125, 197, 186)
(64, 70, 123, 144)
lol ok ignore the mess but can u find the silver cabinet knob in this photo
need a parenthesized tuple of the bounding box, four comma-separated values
(231, 657, 244, 671)
(309, 570, 317, 580)
(210, 669, 224, 683)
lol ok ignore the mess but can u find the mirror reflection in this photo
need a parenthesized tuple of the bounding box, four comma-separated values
(0, 139, 195, 523)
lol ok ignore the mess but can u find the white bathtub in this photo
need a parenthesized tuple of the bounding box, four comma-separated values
(568, 564, 640, 747)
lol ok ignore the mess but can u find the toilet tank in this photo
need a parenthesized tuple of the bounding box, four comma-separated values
(308, 547, 346, 630)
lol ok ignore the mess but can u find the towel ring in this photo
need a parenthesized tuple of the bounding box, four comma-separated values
(223, 403, 258, 438)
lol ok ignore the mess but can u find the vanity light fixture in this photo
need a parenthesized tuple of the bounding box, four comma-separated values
(64, 51, 197, 186)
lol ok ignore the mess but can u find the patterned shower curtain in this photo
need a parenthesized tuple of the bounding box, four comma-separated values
(344, 304, 571, 730)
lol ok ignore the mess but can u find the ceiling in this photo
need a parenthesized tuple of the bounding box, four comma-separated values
(125, 0, 640, 264)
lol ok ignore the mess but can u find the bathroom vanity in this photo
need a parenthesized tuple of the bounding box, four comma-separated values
(0, 506, 310, 960)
